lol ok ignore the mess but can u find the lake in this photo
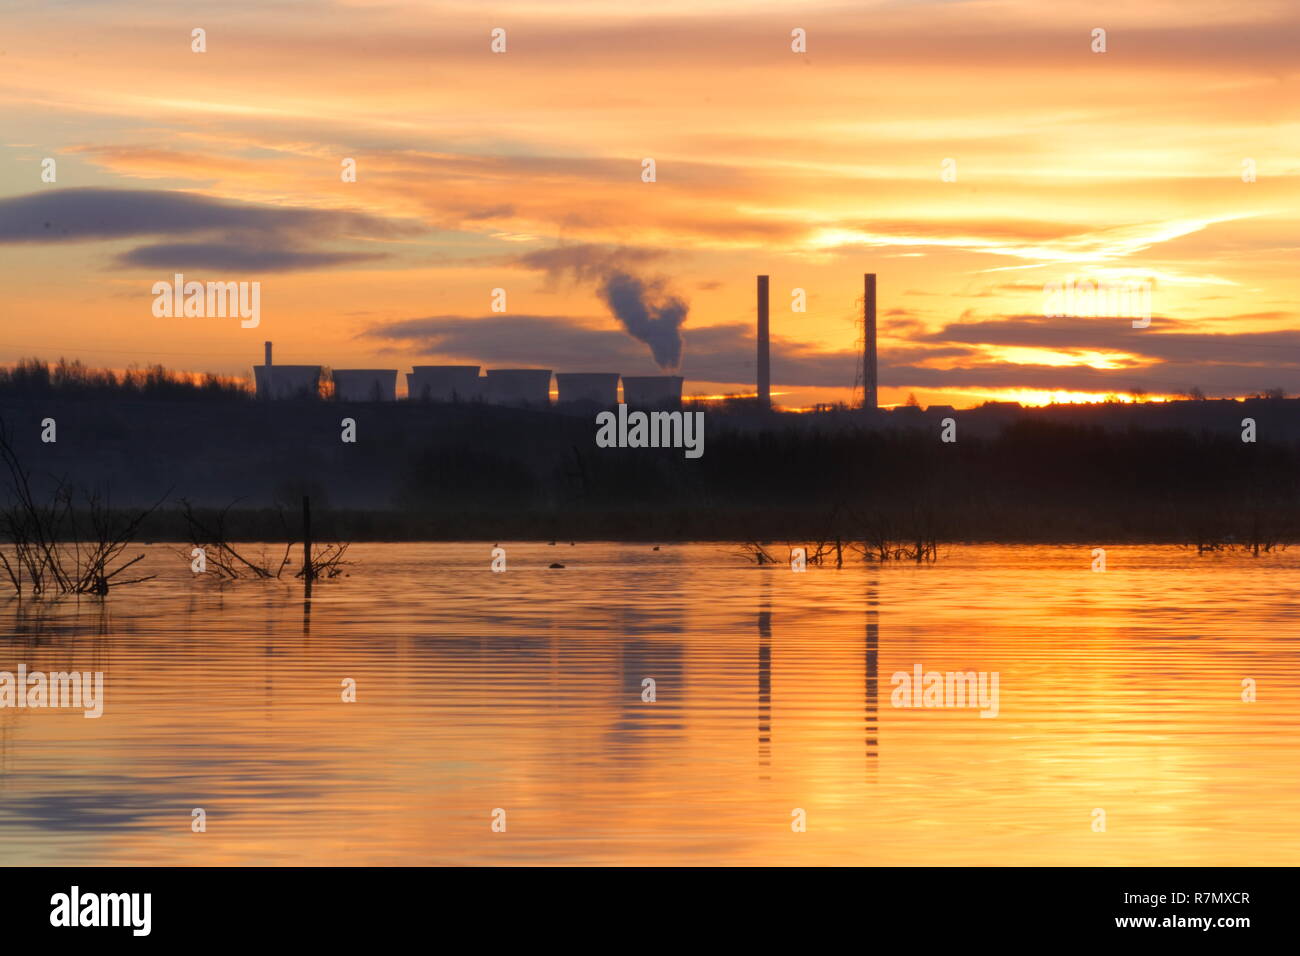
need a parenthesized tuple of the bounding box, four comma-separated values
(0, 542, 1296, 865)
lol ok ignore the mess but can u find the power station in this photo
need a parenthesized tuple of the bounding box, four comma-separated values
(750, 271, 878, 411)
(555, 373, 621, 405)
(252, 341, 322, 400)
(407, 365, 481, 402)
(254, 273, 880, 408)
(863, 272, 878, 410)
(333, 369, 398, 402)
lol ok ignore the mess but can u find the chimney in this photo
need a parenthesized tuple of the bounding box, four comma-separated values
(263, 341, 273, 400)
(863, 273, 877, 410)
(757, 275, 770, 410)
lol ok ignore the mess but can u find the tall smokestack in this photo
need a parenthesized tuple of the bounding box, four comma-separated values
(263, 341, 273, 401)
(863, 273, 877, 410)
(757, 275, 770, 410)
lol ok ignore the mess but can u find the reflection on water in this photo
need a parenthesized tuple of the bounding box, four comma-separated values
(0, 543, 1297, 865)
(758, 577, 771, 777)
(866, 577, 878, 773)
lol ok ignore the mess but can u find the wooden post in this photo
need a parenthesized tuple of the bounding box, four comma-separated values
(302, 495, 313, 580)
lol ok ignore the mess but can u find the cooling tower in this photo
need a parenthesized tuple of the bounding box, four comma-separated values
(483, 368, 552, 407)
(333, 369, 397, 402)
(406, 365, 481, 402)
(253, 365, 322, 400)
(621, 375, 683, 408)
(555, 372, 620, 406)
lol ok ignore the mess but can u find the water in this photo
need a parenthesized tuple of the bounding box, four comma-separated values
(0, 543, 1296, 865)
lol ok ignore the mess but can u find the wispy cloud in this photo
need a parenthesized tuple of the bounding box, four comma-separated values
(0, 187, 419, 272)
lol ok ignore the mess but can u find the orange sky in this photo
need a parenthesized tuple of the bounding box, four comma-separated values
(1, 0, 1297, 408)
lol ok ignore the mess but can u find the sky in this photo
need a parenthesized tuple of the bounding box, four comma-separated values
(1, 0, 1297, 408)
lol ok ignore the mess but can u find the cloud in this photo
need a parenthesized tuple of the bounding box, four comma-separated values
(925, 314, 1300, 367)
(363, 314, 656, 371)
(117, 241, 386, 272)
(365, 310, 1300, 395)
(878, 359, 1300, 396)
(811, 215, 1253, 266)
(511, 243, 670, 284)
(0, 188, 413, 243)
(0, 187, 417, 272)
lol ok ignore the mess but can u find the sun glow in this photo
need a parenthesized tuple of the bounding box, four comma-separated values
(947, 388, 1173, 408)
(976, 346, 1144, 370)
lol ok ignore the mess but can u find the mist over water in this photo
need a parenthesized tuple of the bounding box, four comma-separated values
(0, 542, 1296, 865)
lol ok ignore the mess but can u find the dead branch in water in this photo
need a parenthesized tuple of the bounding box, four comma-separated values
(178, 499, 279, 579)
(0, 419, 163, 595)
(301, 541, 350, 579)
(846, 506, 939, 563)
(736, 541, 778, 565)
(179, 499, 351, 580)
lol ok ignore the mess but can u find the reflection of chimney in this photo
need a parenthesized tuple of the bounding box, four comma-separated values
(757, 275, 770, 410)
(863, 274, 877, 410)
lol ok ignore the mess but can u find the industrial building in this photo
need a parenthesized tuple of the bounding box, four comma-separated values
(753, 271, 877, 411)
(757, 275, 770, 410)
(622, 375, 683, 408)
(254, 342, 321, 400)
(407, 365, 481, 402)
(254, 274, 881, 410)
(863, 273, 877, 410)
(333, 369, 397, 402)
(484, 368, 553, 407)
(555, 372, 620, 406)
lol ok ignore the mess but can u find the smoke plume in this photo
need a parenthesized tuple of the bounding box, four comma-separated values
(596, 270, 687, 370)
(513, 244, 689, 370)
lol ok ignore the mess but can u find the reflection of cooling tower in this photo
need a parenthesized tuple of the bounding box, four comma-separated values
(484, 369, 552, 407)
(333, 369, 397, 402)
(254, 365, 321, 400)
(556, 372, 620, 405)
(622, 375, 683, 408)
(407, 365, 481, 402)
